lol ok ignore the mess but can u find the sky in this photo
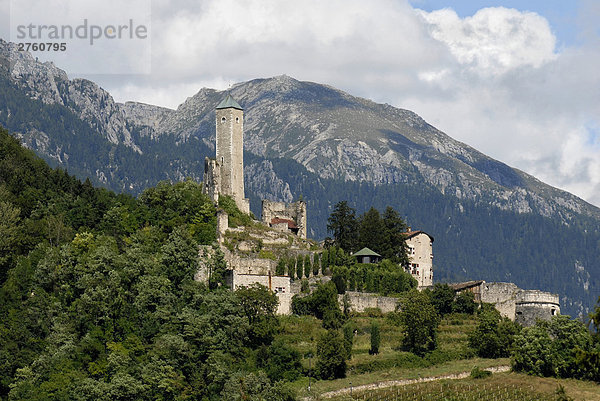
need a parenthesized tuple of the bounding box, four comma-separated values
(2, 0, 600, 207)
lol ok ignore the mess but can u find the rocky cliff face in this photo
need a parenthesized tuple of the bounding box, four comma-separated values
(1, 39, 140, 152)
(148, 74, 599, 222)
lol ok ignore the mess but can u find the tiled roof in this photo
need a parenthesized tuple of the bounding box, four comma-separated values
(271, 218, 297, 229)
(404, 230, 434, 242)
(449, 280, 484, 291)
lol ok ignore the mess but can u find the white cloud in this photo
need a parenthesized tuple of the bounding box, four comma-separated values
(417, 7, 557, 75)
(4, 0, 600, 207)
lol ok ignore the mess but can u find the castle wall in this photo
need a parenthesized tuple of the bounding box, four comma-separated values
(232, 272, 291, 314)
(480, 282, 519, 320)
(202, 158, 221, 203)
(405, 233, 433, 288)
(515, 290, 560, 326)
(478, 282, 559, 326)
(338, 291, 398, 314)
(216, 210, 228, 243)
(261, 200, 307, 239)
(223, 248, 277, 276)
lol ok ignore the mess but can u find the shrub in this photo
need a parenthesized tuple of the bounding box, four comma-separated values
(453, 291, 476, 314)
(316, 330, 347, 380)
(470, 367, 492, 379)
(343, 323, 354, 360)
(256, 340, 302, 382)
(369, 323, 380, 355)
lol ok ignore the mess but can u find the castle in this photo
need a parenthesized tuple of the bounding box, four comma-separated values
(202, 94, 306, 239)
(199, 94, 560, 325)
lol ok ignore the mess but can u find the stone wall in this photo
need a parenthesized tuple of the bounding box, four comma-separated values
(223, 248, 277, 276)
(338, 291, 398, 314)
(478, 282, 560, 326)
(202, 157, 220, 203)
(515, 290, 560, 326)
(232, 271, 291, 314)
(480, 282, 519, 320)
(261, 200, 307, 239)
(216, 210, 228, 243)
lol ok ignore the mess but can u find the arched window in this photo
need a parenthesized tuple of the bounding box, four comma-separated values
(235, 117, 240, 123)
(221, 116, 226, 123)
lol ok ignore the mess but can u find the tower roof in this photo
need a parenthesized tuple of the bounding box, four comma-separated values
(216, 94, 243, 110)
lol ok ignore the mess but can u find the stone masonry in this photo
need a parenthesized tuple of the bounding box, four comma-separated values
(261, 200, 307, 239)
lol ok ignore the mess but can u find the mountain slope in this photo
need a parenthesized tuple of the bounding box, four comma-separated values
(1, 40, 599, 316)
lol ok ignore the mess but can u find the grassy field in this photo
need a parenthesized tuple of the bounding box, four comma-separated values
(276, 312, 600, 400)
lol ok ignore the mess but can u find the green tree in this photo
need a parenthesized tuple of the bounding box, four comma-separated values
(369, 322, 380, 355)
(469, 306, 520, 358)
(398, 290, 440, 356)
(256, 340, 302, 382)
(327, 201, 359, 252)
(235, 284, 279, 347)
(342, 323, 354, 360)
(208, 247, 229, 289)
(512, 315, 593, 378)
(358, 207, 383, 252)
(221, 371, 296, 401)
(429, 283, 455, 316)
(312, 253, 320, 276)
(316, 330, 347, 380)
(296, 255, 303, 281)
(276, 257, 286, 276)
(161, 226, 198, 289)
(303, 254, 311, 278)
(453, 291, 476, 314)
(381, 206, 410, 265)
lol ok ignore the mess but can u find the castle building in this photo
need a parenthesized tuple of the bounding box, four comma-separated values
(450, 281, 560, 327)
(261, 200, 307, 239)
(202, 94, 250, 214)
(404, 229, 434, 288)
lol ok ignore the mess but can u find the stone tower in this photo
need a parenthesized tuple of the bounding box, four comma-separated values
(203, 94, 250, 214)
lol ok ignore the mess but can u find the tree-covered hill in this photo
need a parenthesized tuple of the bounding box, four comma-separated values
(1, 127, 297, 400)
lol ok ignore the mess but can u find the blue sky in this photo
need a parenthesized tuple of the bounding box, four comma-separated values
(410, 0, 579, 46)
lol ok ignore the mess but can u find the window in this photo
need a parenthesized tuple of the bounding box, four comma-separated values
(221, 116, 226, 123)
(551, 309, 556, 315)
(235, 117, 240, 123)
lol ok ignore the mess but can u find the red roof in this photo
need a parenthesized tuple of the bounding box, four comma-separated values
(404, 230, 434, 242)
(271, 218, 298, 229)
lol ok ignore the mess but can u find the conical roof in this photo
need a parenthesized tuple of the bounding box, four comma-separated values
(216, 94, 243, 110)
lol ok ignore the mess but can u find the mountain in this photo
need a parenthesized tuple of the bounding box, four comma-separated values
(0, 39, 598, 316)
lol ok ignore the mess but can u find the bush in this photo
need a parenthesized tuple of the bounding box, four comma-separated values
(511, 315, 593, 378)
(316, 330, 347, 380)
(470, 367, 492, 379)
(469, 307, 520, 358)
(301, 278, 309, 293)
(453, 291, 476, 314)
(398, 290, 440, 356)
(256, 340, 302, 382)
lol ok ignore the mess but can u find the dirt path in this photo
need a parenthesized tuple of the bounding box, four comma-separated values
(310, 365, 511, 399)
